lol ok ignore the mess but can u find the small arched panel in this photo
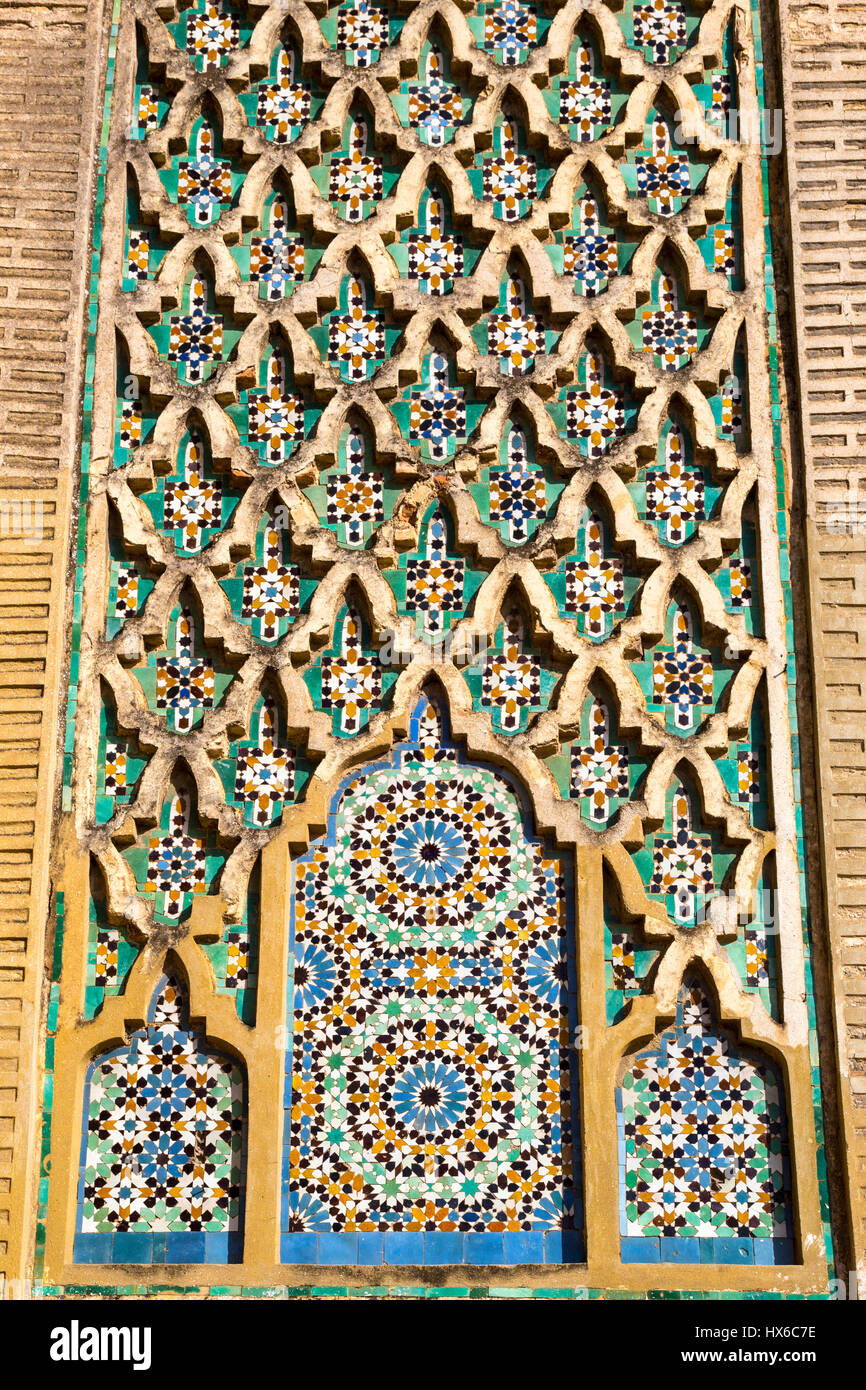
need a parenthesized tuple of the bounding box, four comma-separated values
(74, 974, 245, 1265)
(618, 973, 793, 1265)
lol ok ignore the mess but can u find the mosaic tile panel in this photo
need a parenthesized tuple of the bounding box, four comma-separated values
(122, 778, 228, 928)
(544, 506, 642, 640)
(282, 698, 582, 1263)
(544, 34, 625, 142)
(620, 110, 710, 219)
(618, 976, 793, 1264)
(75, 976, 245, 1265)
(45, 0, 832, 1292)
(311, 111, 400, 220)
(469, 2, 549, 66)
(161, 117, 239, 228)
(232, 186, 322, 300)
(95, 690, 147, 822)
(544, 690, 651, 834)
(304, 602, 396, 736)
(625, 0, 698, 65)
(476, 273, 558, 376)
(322, 1, 402, 68)
(239, 36, 321, 143)
(632, 776, 736, 926)
(468, 112, 548, 221)
(470, 418, 563, 546)
(229, 341, 321, 465)
(394, 351, 480, 464)
(465, 608, 560, 736)
(303, 420, 400, 548)
(546, 179, 639, 296)
(134, 604, 232, 736)
(396, 42, 468, 148)
(168, 1, 252, 73)
(392, 183, 475, 294)
(385, 503, 482, 639)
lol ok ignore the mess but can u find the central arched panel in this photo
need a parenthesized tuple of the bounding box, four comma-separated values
(280, 696, 582, 1265)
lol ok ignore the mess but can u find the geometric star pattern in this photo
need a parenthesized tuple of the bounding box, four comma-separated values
(283, 700, 580, 1241)
(78, 977, 244, 1257)
(571, 700, 629, 822)
(619, 976, 792, 1245)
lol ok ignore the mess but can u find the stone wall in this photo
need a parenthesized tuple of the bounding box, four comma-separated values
(776, 0, 866, 1291)
(0, 0, 110, 1293)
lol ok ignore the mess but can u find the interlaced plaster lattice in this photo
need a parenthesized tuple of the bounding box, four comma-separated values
(40, 0, 829, 1290)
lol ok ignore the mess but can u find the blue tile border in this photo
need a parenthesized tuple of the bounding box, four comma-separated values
(277, 1230, 585, 1266)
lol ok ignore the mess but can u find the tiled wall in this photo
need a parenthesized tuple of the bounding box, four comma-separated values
(31, 0, 837, 1297)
